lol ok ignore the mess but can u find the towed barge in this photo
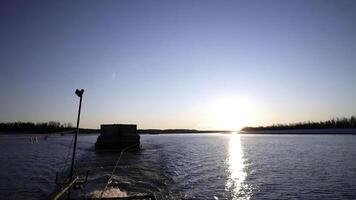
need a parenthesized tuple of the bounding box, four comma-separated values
(95, 124, 140, 151)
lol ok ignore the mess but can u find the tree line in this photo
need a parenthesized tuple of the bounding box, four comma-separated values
(0, 121, 74, 133)
(242, 115, 356, 131)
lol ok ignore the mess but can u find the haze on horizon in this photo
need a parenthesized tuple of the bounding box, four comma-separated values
(1, 0, 356, 130)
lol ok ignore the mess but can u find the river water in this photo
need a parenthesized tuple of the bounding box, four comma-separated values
(0, 133, 356, 199)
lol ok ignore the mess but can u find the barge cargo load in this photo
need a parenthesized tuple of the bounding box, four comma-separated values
(95, 124, 140, 151)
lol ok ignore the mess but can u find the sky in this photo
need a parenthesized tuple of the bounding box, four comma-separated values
(1, 0, 356, 130)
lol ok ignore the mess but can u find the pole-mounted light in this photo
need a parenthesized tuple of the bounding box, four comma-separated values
(75, 89, 84, 98)
(68, 89, 84, 199)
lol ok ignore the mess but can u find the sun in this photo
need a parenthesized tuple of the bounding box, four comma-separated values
(206, 96, 254, 131)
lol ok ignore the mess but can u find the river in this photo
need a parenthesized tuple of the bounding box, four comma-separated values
(0, 133, 355, 199)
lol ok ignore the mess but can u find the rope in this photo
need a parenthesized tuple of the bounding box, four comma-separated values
(99, 143, 139, 199)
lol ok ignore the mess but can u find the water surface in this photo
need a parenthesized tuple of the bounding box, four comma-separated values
(0, 133, 355, 199)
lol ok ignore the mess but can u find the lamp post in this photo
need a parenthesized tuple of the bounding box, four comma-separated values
(68, 89, 84, 199)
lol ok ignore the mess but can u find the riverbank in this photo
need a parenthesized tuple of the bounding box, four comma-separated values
(2, 129, 356, 135)
(0, 129, 231, 135)
(240, 128, 356, 134)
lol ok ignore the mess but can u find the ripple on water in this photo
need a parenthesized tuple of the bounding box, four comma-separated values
(1, 134, 356, 199)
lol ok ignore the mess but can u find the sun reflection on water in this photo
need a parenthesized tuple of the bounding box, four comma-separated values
(226, 134, 251, 199)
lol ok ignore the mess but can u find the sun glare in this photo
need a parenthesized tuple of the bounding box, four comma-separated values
(226, 135, 251, 199)
(207, 97, 254, 131)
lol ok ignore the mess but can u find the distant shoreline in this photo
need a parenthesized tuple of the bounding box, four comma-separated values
(1, 128, 356, 135)
(0, 128, 99, 135)
(0, 129, 231, 135)
(241, 115, 356, 132)
(240, 128, 356, 135)
(2, 116, 356, 135)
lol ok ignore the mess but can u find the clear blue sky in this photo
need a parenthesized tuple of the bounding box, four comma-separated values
(1, 0, 356, 129)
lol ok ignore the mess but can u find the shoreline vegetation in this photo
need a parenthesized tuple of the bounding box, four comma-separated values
(1, 116, 356, 135)
(0, 122, 230, 134)
(0, 121, 98, 134)
(241, 115, 356, 132)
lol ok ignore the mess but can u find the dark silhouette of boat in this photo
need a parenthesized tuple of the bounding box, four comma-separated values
(95, 124, 140, 151)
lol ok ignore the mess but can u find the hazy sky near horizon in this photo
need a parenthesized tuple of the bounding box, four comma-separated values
(1, 0, 356, 129)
